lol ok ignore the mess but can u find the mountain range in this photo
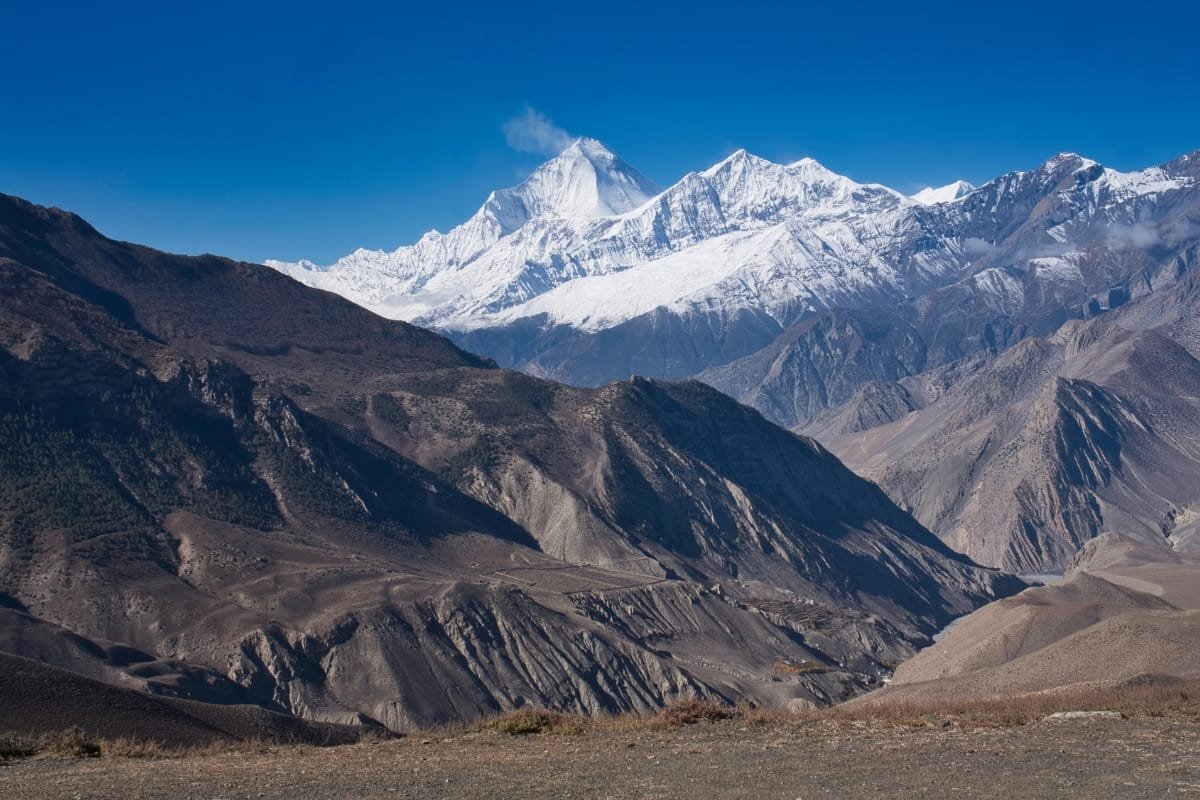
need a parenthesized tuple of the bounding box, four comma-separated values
(270, 141, 1198, 403)
(4, 133, 1198, 735)
(270, 141, 1200, 573)
(0, 192, 1020, 732)
(812, 268, 1200, 572)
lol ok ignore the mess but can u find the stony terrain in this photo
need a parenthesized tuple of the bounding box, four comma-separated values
(3, 709, 1198, 800)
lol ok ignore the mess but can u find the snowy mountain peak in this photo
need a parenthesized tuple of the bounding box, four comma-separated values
(703, 149, 839, 179)
(560, 136, 618, 162)
(483, 137, 660, 228)
(268, 147, 1199, 347)
(1165, 148, 1200, 180)
(699, 150, 862, 199)
(1046, 151, 1086, 164)
(1039, 152, 1102, 175)
(912, 180, 974, 205)
(788, 156, 855, 186)
(713, 147, 768, 165)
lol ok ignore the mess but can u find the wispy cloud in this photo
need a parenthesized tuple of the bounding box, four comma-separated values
(502, 106, 574, 156)
(1105, 222, 1160, 249)
(963, 237, 993, 257)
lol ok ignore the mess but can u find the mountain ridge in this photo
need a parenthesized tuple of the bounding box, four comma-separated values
(0, 191, 1020, 729)
(269, 144, 1198, 341)
(268, 145, 1199, 440)
(812, 268, 1200, 572)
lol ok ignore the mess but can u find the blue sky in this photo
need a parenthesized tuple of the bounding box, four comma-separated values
(2, 0, 1198, 264)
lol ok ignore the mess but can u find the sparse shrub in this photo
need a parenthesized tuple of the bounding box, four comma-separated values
(352, 726, 396, 745)
(658, 699, 737, 726)
(100, 737, 168, 758)
(834, 677, 1200, 729)
(733, 704, 797, 728)
(173, 737, 276, 758)
(772, 659, 828, 676)
(0, 733, 38, 760)
(484, 709, 585, 736)
(41, 727, 101, 758)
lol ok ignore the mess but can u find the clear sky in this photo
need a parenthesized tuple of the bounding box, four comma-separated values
(3, 0, 1198, 264)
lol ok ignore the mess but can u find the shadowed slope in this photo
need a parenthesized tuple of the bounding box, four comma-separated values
(0, 651, 364, 747)
(0, 193, 1018, 729)
(816, 271, 1200, 572)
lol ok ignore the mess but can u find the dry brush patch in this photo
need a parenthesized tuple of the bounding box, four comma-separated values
(38, 727, 102, 758)
(478, 709, 586, 736)
(470, 699, 746, 738)
(0, 732, 39, 760)
(772, 659, 828, 676)
(7, 678, 1200, 762)
(656, 699, 739, 727)
(0, 729, 288, 762)
(838, 678, 1200, 728)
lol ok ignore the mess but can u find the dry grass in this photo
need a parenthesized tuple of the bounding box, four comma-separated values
(0, 732, 39, 760)
(600, 699, 744, 732)
(6, 677, 1199, 762)
(480, 709, 586, 736)
(445, 682, 1200, 742)
(39, 726, 102, 758)
(0, 729, 290, 762)
(472, 699, 743, 738)
(772, 659, 828, 676)
(836, 678, 1200, 729)
(100, 737, 182, 758)
(657, 699, 738, 726)
(731, 705, 801, 728)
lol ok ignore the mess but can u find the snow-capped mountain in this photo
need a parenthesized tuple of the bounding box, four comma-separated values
(269, 137, 661, 322)
(698, 150, 1200, 426)
(270, 142, 1200, 430)
(911, 180, 974, 205)
(470, 150, 933, 333)
(271, 140, 952, 332)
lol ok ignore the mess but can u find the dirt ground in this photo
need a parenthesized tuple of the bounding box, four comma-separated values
(4, 713, 1199, 800)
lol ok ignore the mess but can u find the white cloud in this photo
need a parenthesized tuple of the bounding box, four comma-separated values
(1105, 222, 1159, 249)
(963, 237, 992, 257)
(502, 106, 574, 156)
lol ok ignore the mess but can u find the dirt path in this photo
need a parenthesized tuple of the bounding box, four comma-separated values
(4, 715, 1198, 799)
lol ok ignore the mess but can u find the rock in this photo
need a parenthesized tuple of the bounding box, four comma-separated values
(1043, 711, 1125, 722)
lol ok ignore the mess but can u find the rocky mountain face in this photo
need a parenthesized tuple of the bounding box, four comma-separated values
(854, 533, 1200, 709)
(811, 267, 1200, 573)
(0, 193, 1019, 730)
(702, 151, 1200, 428)
(270, 145, 1200, 435)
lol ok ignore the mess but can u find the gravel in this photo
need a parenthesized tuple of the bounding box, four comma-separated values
(3, 714, 1198, 800)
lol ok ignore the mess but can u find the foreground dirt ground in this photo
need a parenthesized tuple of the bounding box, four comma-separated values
(4, 713, 1199, 800)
